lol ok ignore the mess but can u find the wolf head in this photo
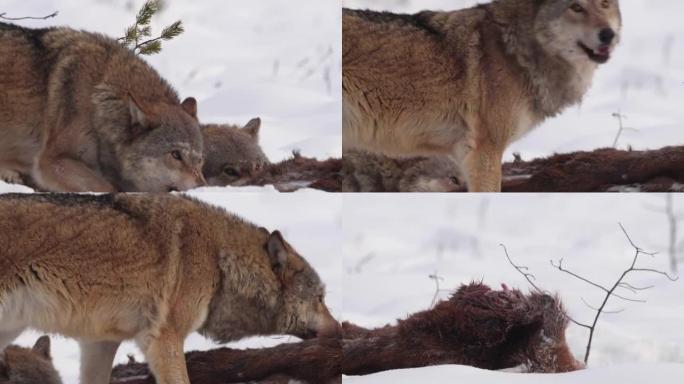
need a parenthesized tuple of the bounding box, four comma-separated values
(118, 97, 206, 192)
(0, 336, 63, 384)
(400, 156, 462, 192)
(265, 231, 340, 339)
(534, 0, 622, 65)
(201, 118, 271, 186)
(202, 229, 339, 343)
(93, 87, 206, 192)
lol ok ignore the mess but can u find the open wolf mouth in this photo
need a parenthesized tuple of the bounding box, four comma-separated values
(577, 42, 611, 64)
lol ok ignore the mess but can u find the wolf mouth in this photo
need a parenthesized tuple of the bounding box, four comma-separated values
(577, 42, 611, 64)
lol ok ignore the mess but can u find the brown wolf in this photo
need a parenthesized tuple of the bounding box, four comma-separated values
(343, 0, 622, 191)
(201, 118, 271, 186)
(342, 150, 462, 192)
(0, 22, 205, 192)
(0, 336, 62, 384)
(0, 193, 338, 384)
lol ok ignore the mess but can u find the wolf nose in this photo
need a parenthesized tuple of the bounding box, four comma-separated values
(598, 28, 615, 44)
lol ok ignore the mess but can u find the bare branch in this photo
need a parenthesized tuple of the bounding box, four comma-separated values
(501, 244, 543, 293)
(0, 11, 58, 21)
(580, 297, 625, 314)
(428, 273, 444, 308)
(550, 223, 676, 364)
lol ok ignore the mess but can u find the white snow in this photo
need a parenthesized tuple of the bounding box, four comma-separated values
(342, 0, 684, 161)
(344, 363, 684, 384)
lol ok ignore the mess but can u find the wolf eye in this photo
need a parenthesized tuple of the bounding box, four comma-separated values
(171, 150, 183, 161)
(570, 3, 585, 13)
(601, 0, 609, 8)
(223, 167, 240, 177)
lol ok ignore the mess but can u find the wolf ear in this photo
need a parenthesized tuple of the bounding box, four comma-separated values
(181, 97, 198, 120)
(242, 118, 261, 141)
(266, 230, 288, 270)
(128, 96, 149, 128)
(32, 336, 52, 360)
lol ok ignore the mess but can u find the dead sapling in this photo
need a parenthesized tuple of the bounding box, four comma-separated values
(502, 224, 678, 365)
(0, 11, 58, 21)
(644, 195, 684, 275)
(119, 0, 183, 55)
(611, 111, 637, 149)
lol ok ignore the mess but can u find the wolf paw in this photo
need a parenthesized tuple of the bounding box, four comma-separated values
(0, 169, 25, 185)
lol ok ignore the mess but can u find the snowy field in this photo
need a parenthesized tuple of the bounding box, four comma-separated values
(3, 0, 341, 161)
(342, 0, 684, 161)
(342, 193, 684, 382)
(10, 191, 343, 383)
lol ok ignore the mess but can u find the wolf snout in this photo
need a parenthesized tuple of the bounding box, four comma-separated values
(598, 28, 616, 45)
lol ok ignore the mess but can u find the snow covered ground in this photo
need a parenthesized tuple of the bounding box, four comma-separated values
(342, 193, 684, 382)
(10, 191, 342, 383)
(342, 0, 684, 161)
(3, 0, 341, 161)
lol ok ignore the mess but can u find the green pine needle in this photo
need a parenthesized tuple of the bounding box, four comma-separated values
(160, 21, 184, 40)
(138, 40, 162, 55)
(136, 0, 159, 26)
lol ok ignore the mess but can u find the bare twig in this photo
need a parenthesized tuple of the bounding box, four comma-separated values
(611, 112, 627, 148)
(550, 223, 678, 364)
(428, 273, 444, 308)
(500, 244, 543, 293)
(0, 11, 58, 21)
(501, 244, 591, 330)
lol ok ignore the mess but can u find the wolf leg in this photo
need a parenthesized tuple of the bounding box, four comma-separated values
(79, 340, 120, 384)
(34, 155, 116, 192)
(138, 330, 190, 384)
(463, 146, 503, 192)
(0, 328, 24, 350)
(0, 169, 25, 185)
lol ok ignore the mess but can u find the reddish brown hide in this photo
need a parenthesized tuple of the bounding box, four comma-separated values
(110, 283, 582, 383)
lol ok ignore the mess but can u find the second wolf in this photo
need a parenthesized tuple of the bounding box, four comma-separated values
(0, 194, 339, 384)
(201, 118, 271, 187)
(343, 0, 622, 191)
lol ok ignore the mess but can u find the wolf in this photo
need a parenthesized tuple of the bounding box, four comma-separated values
(0, 22, 205, 192)
(342, 150, 462, 192)
(0, 336, 62, 384)
(0, 193, 339, 384)
(201, 118, 271, 186)
(343, 0, 622, 191)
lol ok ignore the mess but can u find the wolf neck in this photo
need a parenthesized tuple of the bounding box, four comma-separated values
(488, 1, 596, 118)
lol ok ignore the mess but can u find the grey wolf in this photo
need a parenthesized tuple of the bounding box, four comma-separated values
(343, 0, 622, 191)
(342, 150, 462, 192)
(0, 193, 338, 384)
(0, 22, 205, 192)
(0, 336, 62, 384)
(201, 118, 270, 186)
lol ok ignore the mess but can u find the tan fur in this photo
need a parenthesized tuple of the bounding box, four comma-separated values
(201, 118, 271, 186)
(0, 336, 62, 384)
(0, 23, 205, 192)
(342, 151, 461, 192)
(343, 0, 622, 191)
(0, 194, 338, 384)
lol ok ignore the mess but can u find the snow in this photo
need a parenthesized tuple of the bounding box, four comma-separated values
(344, 363, 684, 384)
(3, 0, 341, 162)
(342, 0, 684, 162)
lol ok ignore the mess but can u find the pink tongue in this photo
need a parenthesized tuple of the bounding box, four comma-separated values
(597, 46, 610, 55)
